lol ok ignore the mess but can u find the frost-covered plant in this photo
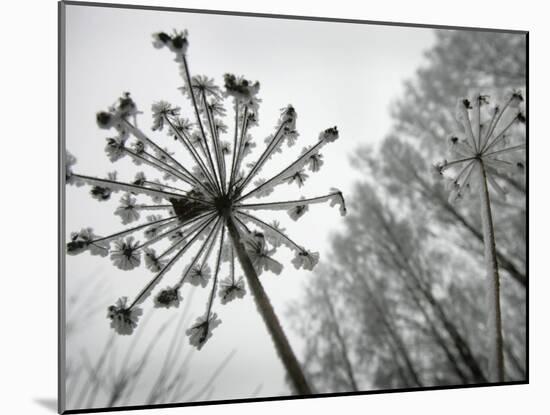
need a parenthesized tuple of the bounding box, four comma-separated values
(435, 91, 526, 382)
(66, 29, 347, 394)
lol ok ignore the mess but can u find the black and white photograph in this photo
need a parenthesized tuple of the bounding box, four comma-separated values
(59, 1, 526, 413)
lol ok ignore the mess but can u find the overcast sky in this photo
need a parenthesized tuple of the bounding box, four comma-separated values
(64, 3, 436, 409)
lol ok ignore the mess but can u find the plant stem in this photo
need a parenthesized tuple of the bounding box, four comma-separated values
(478, 161, 505, 382)
(225, 215, 312, 395)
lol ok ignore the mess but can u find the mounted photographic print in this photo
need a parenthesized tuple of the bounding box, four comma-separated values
(59, 1, 528, 413)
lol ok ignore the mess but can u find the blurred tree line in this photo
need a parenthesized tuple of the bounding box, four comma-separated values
(289, 30, 527, 392)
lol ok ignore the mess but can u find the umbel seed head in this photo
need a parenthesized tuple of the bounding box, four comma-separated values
(66, 28, 347, 349)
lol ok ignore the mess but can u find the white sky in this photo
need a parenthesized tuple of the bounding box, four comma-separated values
(64, 4, 436, 409)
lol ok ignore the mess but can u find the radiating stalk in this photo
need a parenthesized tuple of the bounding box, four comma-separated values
(202, 90, 226, 194)
(180, 55, 222, 194)
(229, 102, 242, 186)
(478, 161, 505, 382)
(164, 116, 219, 194)
(225, 215, 312, 395)
(236, 122, 287, 194)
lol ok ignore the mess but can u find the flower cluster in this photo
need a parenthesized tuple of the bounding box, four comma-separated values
(106, 297, 143, 336)
(435, 91, 526, 203)
(66, 29, 346, 348)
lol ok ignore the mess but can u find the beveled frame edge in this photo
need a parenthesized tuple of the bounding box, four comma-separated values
(59, 1, 67, 413)
(61, 0, 528, 34)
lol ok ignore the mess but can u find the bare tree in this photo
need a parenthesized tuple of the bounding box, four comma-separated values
(289, 29, 526, 391)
